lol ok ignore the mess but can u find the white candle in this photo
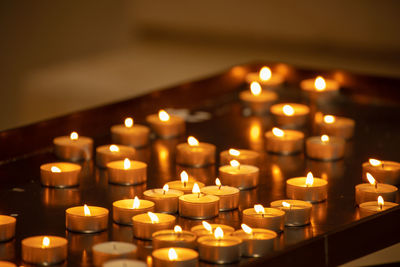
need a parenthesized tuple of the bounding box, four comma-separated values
(362, 159, 400, 185)
(219, 160, 259, 190)
(176, 136, 216, 167)
(265, 127, 304, 154)
(316, 114, 355, 139)
(355, 173, 397, 205)
(201, 178, 239, 211)
(239, 81, 278, 114)
(92, 241, 137, 266)
(107, 159, 147, 185)
(286, 172, 328, 202)
(270, 103, 310, 128)
(96, 145, 135, 168)
(53, 131, 93, 161)
(111, 117, 150, 148)
(146, 110, 185, 138)
(245, 66, 284, 89)
(306, 135, 345, 161)
(21, 235, 68, 265)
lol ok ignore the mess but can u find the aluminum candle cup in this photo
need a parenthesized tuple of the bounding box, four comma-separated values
(0, 215, 16, 242)
(0, 262, 15, 267)
(96, 145, 135, 168)
(113, 199, 155, 225)
(245, 68, 284, 89)
(239, 88, 278, 114)
(143, 188, 184, 213)
(286, 176, 328, 203)
(103, 259, 147, 267)
(92, 241, 137, 266)
(111, 122, 150, 148)
(107, 160, 147, 185)
(359, 201, 398, 218)
(219, 164, 259, 190)
(201, 185, 239, 211)
(197, 235, 242, 264)
(152, 229, 196, 250)
(21, 236, 68, 265)
(270, 200, 312, 226)
(178, 194, 219, 219)
(66, 206, 109, 233)
(265, 129, 304, 155)
(132, 213, 176, 240)
(219, 149, 260, 166)
(166, 181, 205, 194)
(190, 224, 235, 238)
(242, 208, 285, 232)
(362, 160, 400, 185)
(53, 134, 93, 161)
(152, 247, 199, 267)
(317, 115, 355, 139)
(355, 183, 397, 205)
(232, 228, 277, 257)
(146, 113, 185, 138)
(270, 103, 310, 128)
(306, 136, 345, 161)
(40, 162, 81, 188)
(176, 141, 216, 167)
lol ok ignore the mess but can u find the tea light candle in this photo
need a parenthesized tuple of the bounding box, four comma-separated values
(152, 225, 196, 250)
(286, 172, 328, 203)
(152, 247, 198, 267)
(318, 115, 355, 139)
(92, 241, 137, 266)
(176, 136, 216, 167)
(146, 110, 185, 138)
(201, 178, 239, 211)
(300, 76, 339, 96)
(113, 197, 155, 225)
(111, 117, 150, 148)
(0, 262, 15, 267)
(107, 159, 147, 185)
(265, 127, 304, 155)
(359, 196, 398, 218)
(132, 212, 176, 240)
(362, 159, 400, 185)
(270, 200, 312, 226)
(242, 205, 285, 232)
(166, 171, 205, 194)
(66, 205, 109, 233)
(355, 173, 397, 205)
(219, 148, 260, 166)
(40, 162, 81, 188)
(21, 236, 68, 265)
(239, 81, 278, 114)
(53, 131, 93, 161)
(190, 221, 235, 238)
(245, 66, 284, 89)
(96, 145, 135, 168)
(143, 185, 184, 213)
(103, 259, 147, 267)
(219, 160, 259, 190)
(232, 224, 277, 257)
(197, 227, 242, 264)
(0, 215, 16, 242)
(306, 135, 345, 161)
(179, 183, 219, 219)
(270, 103, 310, 128)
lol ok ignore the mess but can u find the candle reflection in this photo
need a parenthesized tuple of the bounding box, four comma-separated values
(42, 188, 80, 207)
(112, 223, 133, 243)
(248, 119, 264, 151)
(215, 210, 240, 229)
(133, 239, 152, 261)
(267, 153, 305, 178)
(176, 165, 215, 185)
(238, 188, 258, 210)
(0, 239, 15, 261)
(134, 147, 151, 164)
(151, 139, 178, 182)
(67, 230, 108, 254)
(306, 159, 345, 180)
(278, 226, 313, 248)
(108, 183, 146, 203)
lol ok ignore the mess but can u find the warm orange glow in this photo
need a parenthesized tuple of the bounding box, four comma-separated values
(369, 159, 382, 167)
(132, 196, 140, 209)
(314, 76, 326, 91)
(283, 105, 295, 116)
(378, 196, 384, 209)
(202, 221, 212, 233)
(180, 171, 189, 185)
(254, 204, 265, 214)
(158, 110, 170, 122)
(192, 183, 200, 194)
(250, 123, 261, 140)
(241, 223, 253, 234)
(259, 66, 272, 81)
(148, 212, 159, 223)
(123, 158, 131, 169)
(230, 160, 240, 169)
(366, 173, 376, 186)
(124, 117, 134, 128)
(306, 172, 314, 186)
(321, 135, 329, 142)
(188, 136, 199, 146)
(51, 166, 61, 173)
(163, 184, 169, 193)
(214, 227, 224, 239)
(168, 248, 178, 261)
(70, 132, 79, 140)
(42, 237, 50, 248)
(84, 204, 91, 216)
(229, 148, 240, 156)
(109, 145, 119, 152)
(174, 225, 182, 233)
(323, 115, 335, 124)
(250, 81, 262, 96)
(272, 127, 284, 137)
(215, 178, 222, 187)
(282, 201, 291, 208)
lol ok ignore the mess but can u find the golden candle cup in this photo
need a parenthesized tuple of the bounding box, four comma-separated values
(152, 247, 198, 267)
(200, 186, 239, 211)
(92, 241, 137, 267)
(245, 71, 284, 89)
(107, 160, 147, 185)
(66, 206, 109, 233)
(359, 201, 398, 218)
(166, 181, 205, 195)
(21, 236, 67, 265)
(103, 259, 147, 267)
(146, 114, 185, 139)
(111, 124, 150, 148)
(178, 194, 219, 219)
(362, 161, 400, 185)
(176, 142, 216, 167)
(355, 183, 397, 205)
(219, 149, 260, 166)
(152, 229, 196, 250)
(239, 90, 278, 114)
(300, 78, 339, 98)
(53, 135, 93, 162)
(197, 235, 242, 264)
(40, 162, 81, 188)
(219, 164, 259, 190)
(306, 136, 345, 161)
(270, 103, 310, 128)
(190, 224, 235, 239)
(132, 213, 176, 240)
(113, 199, 155, 225)
(265, 129, 304, 155)
(0, 215, 16, 242)
(286, 177, 328, 203)
(242, 208, 285, 233)
(317, 116, 355, 139)
(96, 145, 135, 168)
(270, 200, 312, 226)
(143, 189, 184, 214)
(232, 228, 277, 257)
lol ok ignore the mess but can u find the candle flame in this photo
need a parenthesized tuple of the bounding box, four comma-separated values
(282, 201, 291, 208)
(158, 110, 170, 122)
(148, 212, 159, 223)
(366, 172, 376, 186)
(192, 183, 200, 194)
(254, 204, 265, 214)
(51, 166, 61, 173)
(124, 117, 134, 128)
(202, 221, 212, 233)
(378, 196, 384, 207)
(306, 172, 314, 186)
(323, 115, 335, 124)
(230, 159, 240, 169)
(180, 171, 189, 185)
(214, 227, 224, 239)
(272, 127, 284, 137)
(42, 237, 50, 248)
(241, 223, 253, 234)
(123, 158, 131, 169)
(250, 81, 262, 96)
(369, 159, 382, 167)
(187, 136, 199, 146)
(70, 132, 79, 140)
(229, 148, 240, 156)
(163, 184, 169, 193)
(215, 178, 222, 187)
(283, 105, 295, 116)
(174, 225, 183, 233)
(259, 66, 272, 81)
(109, 145, 119, 152)
(168, 248, 178, 261)
(314, 76, 326, 91)
(132, 196, 140, 209)
(84, 204, 91, 216)
(321, 135, 329, 142)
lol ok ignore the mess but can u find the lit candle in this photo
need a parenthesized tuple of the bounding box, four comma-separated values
(92, 241, 137, 266)
(21, 236, 68, 265)
(219, 148, 260, 166)
(143, 184, 184, 214)
(152, 247, 199, 267)
(355, 173, 397, 205)
(40, 162, 81, 188)
(219, 160, 259, 190)
(190, 221, 235, 238)
(242, 204, 285, 232)
(0, 215, 16, 242)
(239, 81, 278, 114)
(270, 200, 312, 226)
(306, 135, 346, 161)
(200, 178, 239, 211)
(265, 127, 304, 154)
(106, 158, 147, 185)
(113, 197, 155, 225)
(197, 227, 242, 264)
(270, 103, 310, 128)
(176, 136, 216, 167)
(286, 172, 328, 202)
(111, 117, 150, 148)
(178, 183, 220, 219)
(232, 224, 277, 257)
(96, 144, 135, 168)
(53, 131, 93, 161)
(152, 225, 197, 250)
(359, 196, 398, 218)
(300, 76, 340, 97)
(132, 212, 176, 240)
(66, 204, 109, 233)
(362, 158, 400, 185)
(103, 259, 147, 267)
(245, 66, 284, 89)
(317, 114, 355, 139)
(146, 109, 185, 138)
(166, 171, 205, 194)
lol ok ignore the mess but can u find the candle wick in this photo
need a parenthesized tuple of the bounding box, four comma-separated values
(163, 190, 166, 195)
(198, 192, 201, 198)
(262, 213, 264, 218)
(375, 182, 378, 190)
(218, 185, 222, 190)
(379, 203, 383, 211)
(113, 244, 117, 250)
(184, 182, 186, 188)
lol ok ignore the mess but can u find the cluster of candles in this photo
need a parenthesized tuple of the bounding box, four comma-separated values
(1, 66, 399, 267)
